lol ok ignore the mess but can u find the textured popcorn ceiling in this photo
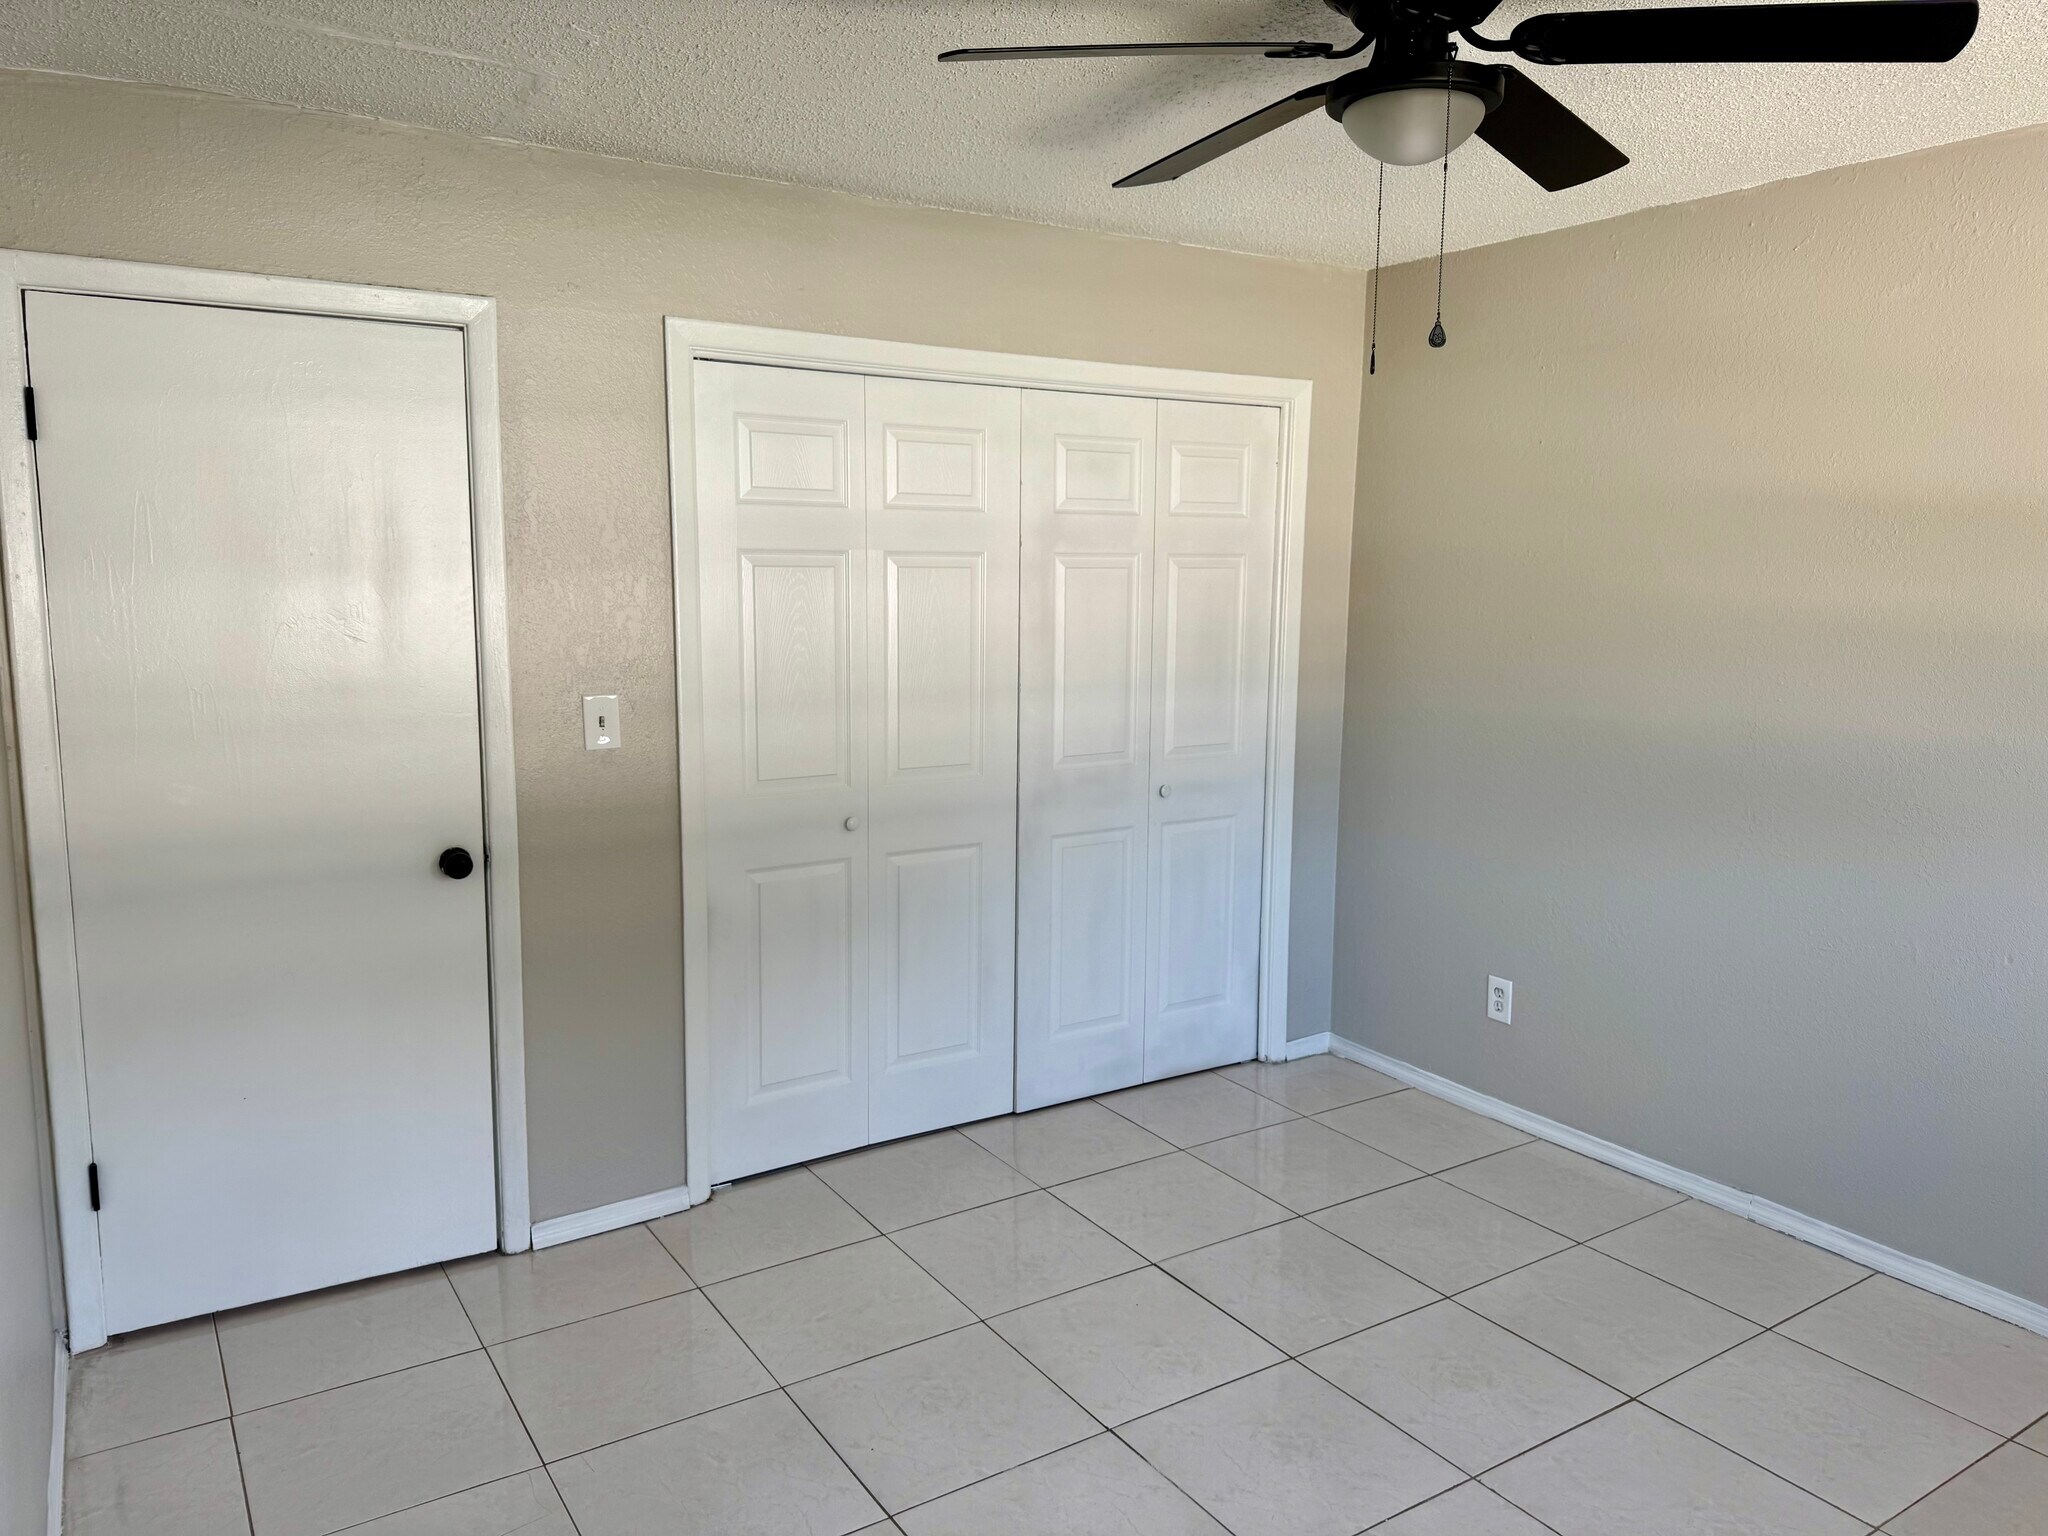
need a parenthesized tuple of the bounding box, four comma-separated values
(2, 0, 2042, 268)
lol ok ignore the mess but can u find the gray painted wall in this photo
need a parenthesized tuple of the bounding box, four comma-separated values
(0, 69, 1362, 1222)
(1338, 126, 2048, 1306)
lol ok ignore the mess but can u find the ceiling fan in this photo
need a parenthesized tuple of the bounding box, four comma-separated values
(940, 2, 1981, 193)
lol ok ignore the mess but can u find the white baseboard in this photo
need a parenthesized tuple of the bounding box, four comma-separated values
(1269, 1031, 1332, 1062)
(529, 1183, 693, 1250)
(48, 1331, 66, 1536)
(1326, 1036, 2048, 1339)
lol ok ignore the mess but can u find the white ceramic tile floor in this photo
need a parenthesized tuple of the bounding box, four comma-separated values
(60, 1063, 2048, 1536)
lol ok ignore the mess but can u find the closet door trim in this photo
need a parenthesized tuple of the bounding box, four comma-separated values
(668, 320, 1314, 1208)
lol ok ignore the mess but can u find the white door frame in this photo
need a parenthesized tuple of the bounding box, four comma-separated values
(0, 252, 532, 1352)
(665, 319, 1314, 1206)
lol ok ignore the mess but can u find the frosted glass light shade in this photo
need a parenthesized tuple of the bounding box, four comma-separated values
(1341, 87, 1486, 166)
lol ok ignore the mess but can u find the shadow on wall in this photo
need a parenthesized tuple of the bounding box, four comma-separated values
(1337, 123, 2048, 1309)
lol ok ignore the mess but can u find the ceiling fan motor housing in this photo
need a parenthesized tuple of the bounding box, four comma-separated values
(1321, 0, 1505, 32)
(1321, 3, 1509, 121)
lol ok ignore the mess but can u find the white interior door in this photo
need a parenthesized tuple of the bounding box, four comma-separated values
(1143, 399, 1279, 1079)
(863, 377, 1020, 1141)
(26, 292, 497, 1334)
(697, 363, 871, 1183)
(1016, 392, 1158, 1109)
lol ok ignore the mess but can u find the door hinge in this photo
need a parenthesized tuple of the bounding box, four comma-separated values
(87, 1161, 100, 1212)
(22, 386, 36, 442)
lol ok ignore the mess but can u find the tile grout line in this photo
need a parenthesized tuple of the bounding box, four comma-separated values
(1020, 1084, 1431, 1241)
(1582, 1220, 1873, 1329)
(64, 1411, 241, 1466)
(213, 1315, 258, 1536)
(1433, 1476, 1572, 1536)
(894, 1314, 1121, 1509)
(682, 1225, 886, 1293)
(468, 1306, 580, 1536)
(1754, 1276, 2048, 1436)
(1032, 1165, 1294, 1266)
(950, 1087, 1513, 1524)
(215, 1342, 490, 1424)
(1298, 1295, 1645, 1480)
(690, 1268, 897, 1527)
(707, 1181, 1447, 1527)
(770, 1385, 894, 1525)
(1871, 1434, 2016, 1533)
(865, 1194, 1025, 1321)
(454, 1264, 701, 1351)
(804, 1169, 1047, 1240)
(878, 1431, 1125, 1524)
(210, 1263, 485, 1421)
(1360, 1235, 2012, 1526)
(1750, 1273, 2048, 1438)
(221, 1268, 559, 1535)
(319, 1465, 590, 1536)
(1087, 1069, 1302, 1143)
(99, 1286, 2038, 1528)
(1155, 1236, 1446, 1363)
(1630, 1396, 1911, 1528)
(1103, 1348, 1465, 1530)
(1274, 1217, 1979, 1530)
(888, 1172, 2022, 1536)
(1351, 1166, 1851, 1326)
(1294, 1175, 1587, 1298)
(109, 1266, 2043, 1533)
(688, 1187, 1171, 1531)
(1429, 1272, 1999, 1533)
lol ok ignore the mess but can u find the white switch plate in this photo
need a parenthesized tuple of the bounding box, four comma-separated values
(1487, 976, 1513, 1025)
(583, 694, 621, 750)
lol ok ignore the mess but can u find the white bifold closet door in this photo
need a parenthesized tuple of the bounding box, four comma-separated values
(1016, 392, 1279, 1109)
(697, 363, 1019, 1182)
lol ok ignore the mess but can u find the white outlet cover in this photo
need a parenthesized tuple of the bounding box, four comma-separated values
(583, 693, 621, 750)
(1487, 976, 1513, 1025)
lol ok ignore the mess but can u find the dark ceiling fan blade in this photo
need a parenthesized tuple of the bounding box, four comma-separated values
(1112, 84, 1331, 187)
(940, 40, 1341, 63)
(1509, 1, 1978, 65)
(1474, 66, 1630, 191)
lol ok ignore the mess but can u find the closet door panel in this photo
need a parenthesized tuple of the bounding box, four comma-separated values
(865, 377, 1021, 1141)
(1017, 392, 1157, 1109)
(1144, 400, 1279, 1080)
(698, 363, 871, 1181)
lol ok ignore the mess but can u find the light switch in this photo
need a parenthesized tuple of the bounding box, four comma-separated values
(583, 694, 621, 750)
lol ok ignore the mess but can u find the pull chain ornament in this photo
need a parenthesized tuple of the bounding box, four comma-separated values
(1430, 47, 1455, 349)
(1367, 159, 1385, 376)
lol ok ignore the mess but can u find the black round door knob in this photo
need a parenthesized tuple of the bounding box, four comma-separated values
(438, 847, 476, 880)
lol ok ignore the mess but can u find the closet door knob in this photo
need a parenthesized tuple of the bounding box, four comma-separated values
(844, 816, 862, 831)
(438, 847, 475, 879)
(1157, 784, 1173, 799)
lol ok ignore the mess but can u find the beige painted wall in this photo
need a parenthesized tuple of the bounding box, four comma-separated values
(1340, 126, 2048, 1304)
(0, 720, 56, 1530)
(0, 69, 1365, 1220)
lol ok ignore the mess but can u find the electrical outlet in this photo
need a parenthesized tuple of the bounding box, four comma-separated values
(1487, 976, 1513, 1025)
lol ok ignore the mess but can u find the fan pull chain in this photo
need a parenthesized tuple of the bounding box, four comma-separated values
(1367, 158, 1385, 377)
(1430, 47, 1454, 349)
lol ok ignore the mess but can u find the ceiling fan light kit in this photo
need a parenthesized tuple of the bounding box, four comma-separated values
(1337, 71, 1496, 166)
(941, 1, 1979, 359)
